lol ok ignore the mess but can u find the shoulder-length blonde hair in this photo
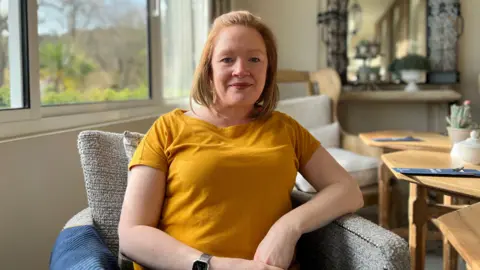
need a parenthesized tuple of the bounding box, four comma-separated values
(190, 10, 279, 119)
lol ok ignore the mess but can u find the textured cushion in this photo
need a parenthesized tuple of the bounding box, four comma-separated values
(298, 214, 410, 269)
(295, 147, 380, 192)
(308, 122, 340, 148)
(276, 95, 331, 129)
(327, 148, 379, 187)
(77, 131, 130, 256)
(292, 190, 409, 270)
(123, 131, 144, 163)
(295, 173, 317, 193)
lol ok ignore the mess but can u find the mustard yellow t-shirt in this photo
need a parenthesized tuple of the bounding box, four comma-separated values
(129, 108, 320, 268)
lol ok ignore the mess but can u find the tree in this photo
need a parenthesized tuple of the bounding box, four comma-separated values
(39, 42, 95, 92)
(0, 0, 8, 87)
(38, 0, 106, 40)
(76, 1, 149, 89)
(37, 0, 148, 92)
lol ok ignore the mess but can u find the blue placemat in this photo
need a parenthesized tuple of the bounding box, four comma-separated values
(373, 136, 424, 142)
(393, 168, 480, 177)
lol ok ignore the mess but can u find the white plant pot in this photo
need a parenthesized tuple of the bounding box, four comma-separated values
(447, 127, 472, 144)
(401, 70, 422, 92)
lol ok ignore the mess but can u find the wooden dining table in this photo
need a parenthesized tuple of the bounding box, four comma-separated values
(381, 150, 480, 270)
(359, 130, 452, 153)
(359, 130, 452, 229)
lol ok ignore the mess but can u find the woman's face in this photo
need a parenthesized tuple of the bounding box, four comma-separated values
(211, 25, 268, 109)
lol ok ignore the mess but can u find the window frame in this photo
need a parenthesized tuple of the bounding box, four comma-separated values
(0, 0, 38, 123)
(0, 0, 166, 130)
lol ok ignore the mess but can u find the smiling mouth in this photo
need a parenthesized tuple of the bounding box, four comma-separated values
(230, 83, 253, 88)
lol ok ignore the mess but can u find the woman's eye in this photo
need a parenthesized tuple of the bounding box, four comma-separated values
(221, 57, 233, 63)
(250, 57, 260, 63)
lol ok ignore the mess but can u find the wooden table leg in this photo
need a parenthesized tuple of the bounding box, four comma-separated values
(443, 195, 458, 270)
(378, 162, 392, 228)
(409, 183, 428, 270)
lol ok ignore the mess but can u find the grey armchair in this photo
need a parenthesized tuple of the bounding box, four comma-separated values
(50, 130, 410, 270)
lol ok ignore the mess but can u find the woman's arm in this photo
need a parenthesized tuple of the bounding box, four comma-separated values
(118, 165, 203, 269)
(253, 146, 364, 269)
(283, 146, 364, 234)
(118, 165, 282, 270)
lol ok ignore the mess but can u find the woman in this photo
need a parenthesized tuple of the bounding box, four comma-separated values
(118, 10, 363, 270)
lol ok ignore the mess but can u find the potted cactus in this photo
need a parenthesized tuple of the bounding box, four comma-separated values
(446, 100, 478, 143)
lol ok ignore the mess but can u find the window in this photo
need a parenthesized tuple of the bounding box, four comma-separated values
(0, 0, 28, 110)
(160, 0, 209, 99)
(0, 0, 210, 137)
(37, 0, 150, 106)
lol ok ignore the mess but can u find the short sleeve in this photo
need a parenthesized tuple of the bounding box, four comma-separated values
(128, 117, 170, 173)
(284, 114, 321, 169)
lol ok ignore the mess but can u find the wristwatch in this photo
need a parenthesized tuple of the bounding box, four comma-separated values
(192, 253, 212, 270)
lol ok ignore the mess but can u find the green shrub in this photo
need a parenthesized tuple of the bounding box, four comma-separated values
(395, 54, 430, 71)
(0, 85, 187, 108)
(41, 85, 149, 105)
(0, 86, 10, 107)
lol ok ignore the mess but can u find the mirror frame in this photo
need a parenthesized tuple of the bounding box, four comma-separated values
(317, 0, 462, 87)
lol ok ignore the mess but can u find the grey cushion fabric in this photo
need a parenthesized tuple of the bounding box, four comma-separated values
(123, 131, 144, 164)
(77, 130, 129, 256)
(64, 208, 93, 229)
(76, 130, 409, 269)
(291, 190, 409, 270)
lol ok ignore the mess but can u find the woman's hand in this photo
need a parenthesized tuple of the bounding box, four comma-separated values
(211, 257, 283, 270)
(253, 217, 302, 269)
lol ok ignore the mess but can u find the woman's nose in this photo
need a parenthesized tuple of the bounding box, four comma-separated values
(232, 59, 250, 77)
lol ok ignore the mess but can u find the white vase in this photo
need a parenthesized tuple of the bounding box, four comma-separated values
(401, 70, 422, 92)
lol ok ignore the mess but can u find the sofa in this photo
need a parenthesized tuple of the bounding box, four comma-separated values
(49, 130, 410, 269)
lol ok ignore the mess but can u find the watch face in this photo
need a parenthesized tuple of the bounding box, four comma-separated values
(192, 260, 209, 270)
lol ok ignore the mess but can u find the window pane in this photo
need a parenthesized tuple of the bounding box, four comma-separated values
(0, 0, 27, 110)
(161, 0, 208, 99)
(37, 0, 150, 106)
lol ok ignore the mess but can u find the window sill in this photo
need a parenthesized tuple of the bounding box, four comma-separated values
(0, 101, 189, 141)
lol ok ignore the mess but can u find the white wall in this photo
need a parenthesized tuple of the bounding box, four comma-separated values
(0, 117, 158, 269)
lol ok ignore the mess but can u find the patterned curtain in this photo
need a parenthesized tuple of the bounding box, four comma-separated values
(210, 0, 232, 23)
(426, 0, 462, 83)
(318, 0, 348, 83)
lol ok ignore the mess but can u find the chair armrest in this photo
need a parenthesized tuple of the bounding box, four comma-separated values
(50, 208, 121, 270)
(63, 207, 93, 228)
(291, 190, 409, 269)
(341, 130, 384, 158)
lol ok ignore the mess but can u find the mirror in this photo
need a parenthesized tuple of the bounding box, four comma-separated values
(346, 0, 427, 85)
